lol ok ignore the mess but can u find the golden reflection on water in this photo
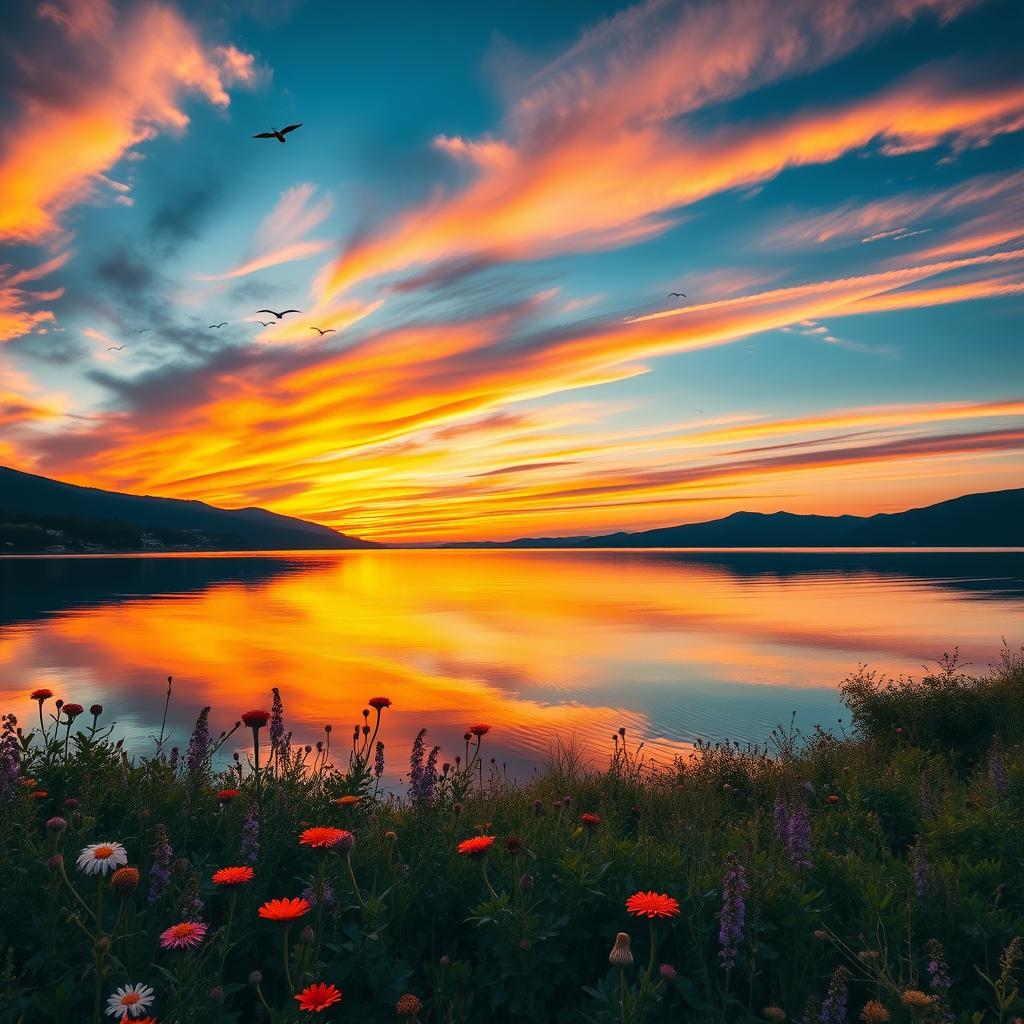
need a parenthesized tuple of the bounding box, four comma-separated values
(1, 551, 1020, 778)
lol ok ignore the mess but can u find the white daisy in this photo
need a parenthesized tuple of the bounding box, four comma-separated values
(105, 982, 154, 1018)
(76, 841, 128, 877)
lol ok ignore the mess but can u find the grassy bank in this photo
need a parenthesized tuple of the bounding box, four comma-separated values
(1, 649, 1022, 1023)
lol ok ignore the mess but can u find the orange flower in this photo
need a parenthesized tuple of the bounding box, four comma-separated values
(367, 696, 392, 710)
(396, 992, 423, 1016)
(299, 827, 352, 850)
(110, 866, 140, 896)
(212, 866, 255, 887)
(580, 813, 600, 828)
(295, 982, 342, 1013)
(31, 790, 48, 800)
(258, 897, 311, 922)
(216, 788, 240, 802)
(456, 835, 495, 858)
(332, 795, 360, 807)
(827, 795, 840, 804)
(468, 724, 491, 737)
(625, 891, 681, 919)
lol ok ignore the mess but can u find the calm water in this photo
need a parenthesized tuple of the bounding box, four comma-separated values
(1, 550, 1021, 781)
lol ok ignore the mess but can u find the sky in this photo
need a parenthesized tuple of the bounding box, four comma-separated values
(0, 0, 1022, 543)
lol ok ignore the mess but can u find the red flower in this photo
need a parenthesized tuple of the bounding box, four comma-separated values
(580, 812, 601, 828)
(62, 703, 84, 719)
(258, 897, 311, 921)
(30, 688, 53, 702)
(468, 724, 491, 737)
(295, 982, 342, 1013)
(31, 790, 48, 800)
(241, 709, 270, 728)
(367, 696, 392, 711)
(299, 827, 353, 851)
(456, 835, 495, 858)
(212, 866, 255, 886)
(216, 788, 240, 802)
(827, 795, 840, 804)
(626, 891, 681, 919)
(333, 795, 360, 807)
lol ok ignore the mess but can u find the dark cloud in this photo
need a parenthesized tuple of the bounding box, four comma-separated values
(95, 247, 157, 296)
(147, 170, 225, 251)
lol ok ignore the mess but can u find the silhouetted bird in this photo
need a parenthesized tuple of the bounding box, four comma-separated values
(107, 346, 125, 351)
(256, 309, 302, 320)
(253, 124, 303, 144)
(310, 327, 336, 336)
(669, 292, 687, 298)
(256, 321, 275, 327)
(136, 329, 151, 334)
(209, 322, 228, 328)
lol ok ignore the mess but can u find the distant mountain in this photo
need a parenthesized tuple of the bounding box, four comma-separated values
(445, 488, 1024, 548)
(0, 466, 378, 552)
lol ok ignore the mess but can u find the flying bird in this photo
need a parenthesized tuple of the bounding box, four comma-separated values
(209, 322, 228, 328)
(256, 321, 275, 327)
(107, 345, 125, 352)
(668, 292, 687, 298)
(253, 123, 303, 144)
(136, 329, 151, 334)
(256, 309, 302, 320)
(310, 327, 336, 336)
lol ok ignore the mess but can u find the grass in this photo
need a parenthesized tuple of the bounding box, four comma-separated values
(0, 649, 1021, 1023)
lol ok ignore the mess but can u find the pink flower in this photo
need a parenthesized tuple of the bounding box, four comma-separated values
(159, 921, 208, 950)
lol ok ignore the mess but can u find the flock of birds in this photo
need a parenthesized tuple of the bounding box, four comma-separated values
(106, 120, 689, 355)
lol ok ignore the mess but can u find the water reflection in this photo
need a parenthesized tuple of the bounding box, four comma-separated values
(1, 551, 1021, 781)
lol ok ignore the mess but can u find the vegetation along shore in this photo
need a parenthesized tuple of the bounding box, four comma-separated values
(1, 649, 1022, 1023)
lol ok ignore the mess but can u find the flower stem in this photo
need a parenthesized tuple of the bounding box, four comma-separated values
(619, 967, 627, 1024)
(219, 889, 237, 980)
(281, 925, 294, 994)
(481, 859, 499, 902)
(345, 850, 367, 910)
(646, 919, 657, 979)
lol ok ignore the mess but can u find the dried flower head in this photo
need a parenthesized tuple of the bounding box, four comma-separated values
(368, 696, 392, 710)
(396, 993, 423, 1017)
(609, 932, 634, 968)
(860, 1001, 891, 1023)
(900, 991, 934, 1009)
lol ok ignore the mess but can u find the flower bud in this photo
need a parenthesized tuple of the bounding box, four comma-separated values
(90, 704, 103, 716)
(609, 932, 633, 968)
(95, 936, 111, 954)
(209, 985, 224, 1003)
(439, 954, 451, 968)
(110, 866, 140, 896)
(659, 963, 677, 980)
(385, 830, 397, 842)
(519, 872, 534, 893)
(300, 926, 315, 946)
(248, 970, 262, 987)
(47, 853, 63, 869)
(46, 815, 67, 832)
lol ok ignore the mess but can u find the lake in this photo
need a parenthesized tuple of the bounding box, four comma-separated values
(1, 550, 1021, 783)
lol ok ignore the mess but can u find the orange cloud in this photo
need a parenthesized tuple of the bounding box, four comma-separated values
(0, 0, 259, 243)
(0, 250, 71, 342)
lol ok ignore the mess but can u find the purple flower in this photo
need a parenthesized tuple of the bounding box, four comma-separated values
(148, 823, 173, 903)
(786, 799, 813, 870)
(182, 872, 203, 920)
(0, 722, 21, 801)
(819, 967, 849, 1024)
(270, 688, 286, 761)
(718, 852, 748, 970)
(185, 706, 211, 783)
(408, 729, 438, 804)
(912, 835, 928, 898)
(773, 796, 789, 845)
(927, 938, 953, 1022)
(241, 801, 260, 864)
(302, 881, 336, 909)
(374, 740, 385, 779)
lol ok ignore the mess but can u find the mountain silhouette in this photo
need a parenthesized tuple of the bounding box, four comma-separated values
(0, 466, 377, 552)
(443, 488, 1024, 548)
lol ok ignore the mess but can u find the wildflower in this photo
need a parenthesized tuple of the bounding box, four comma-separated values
(533, 799, 544, 816)
(900, 991, 934, 1009)
(249, 969, 263, 986)
(48, 853, 63, 869)
(660, 963, 678, 980)
(820, 967, 850, 1024)
(813, 929, 829, 942)
(860, 1001, 891, 1023)
(241, 709, 270, 728)
(505, 835, 523, 855)
(148, 825, 173, 903)
(827, 795, 840, 804)
(384, 830, 397, 842)
(258, 897, 311, 921)
(30, 688, 53, 702)
(456, 835, 495, 859)
(77, 841, 128, 876)
(64, 796, 80, 809)
(786, 799, 813, 870)
(988, 739, 1008, 793)
(31, 790, 48, 799)
(241, 802, 260, 864)
(468, 723, 491, 739)
(212, 866, 254, 887)
(763, 1008, 787, 1022)
(185, 707, 211, 782)
(63, 703, 84, 719)
(856, 950, 880, 962)
(295, 982, 342, 1013)
(626, 891, 680, 919)
(110, 866, 140, 896)
(333, 795, 360, 807)
(270, 687, 286, 758)
(300, 925, 315, 945)
(368, 696, 392, 710)
(105, 982, 155, 1018)
(609, 932, 634, 967)
(217, 788, 240, 802)
(46, 815, 67, 832)
(719, 853, 748, 970)
(299, 826, 353, 850)
(210, 985, 224, 1002)
(520, 872, 534, 893)
(396, 993, 423, 1017)
(374, 741, 385, 778)
(159, 921, 208, 950)
(302, 881, 336, 908)
(911, 836, 928, 898)
(580, 812, 600, 828)
(90, 703, 103, 717)
(408, 729, 438, 804)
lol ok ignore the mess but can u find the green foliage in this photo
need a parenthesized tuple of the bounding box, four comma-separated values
(0, 659, 1022, 1023)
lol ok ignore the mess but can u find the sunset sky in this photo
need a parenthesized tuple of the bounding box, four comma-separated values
(1, 0, 1022, 543)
